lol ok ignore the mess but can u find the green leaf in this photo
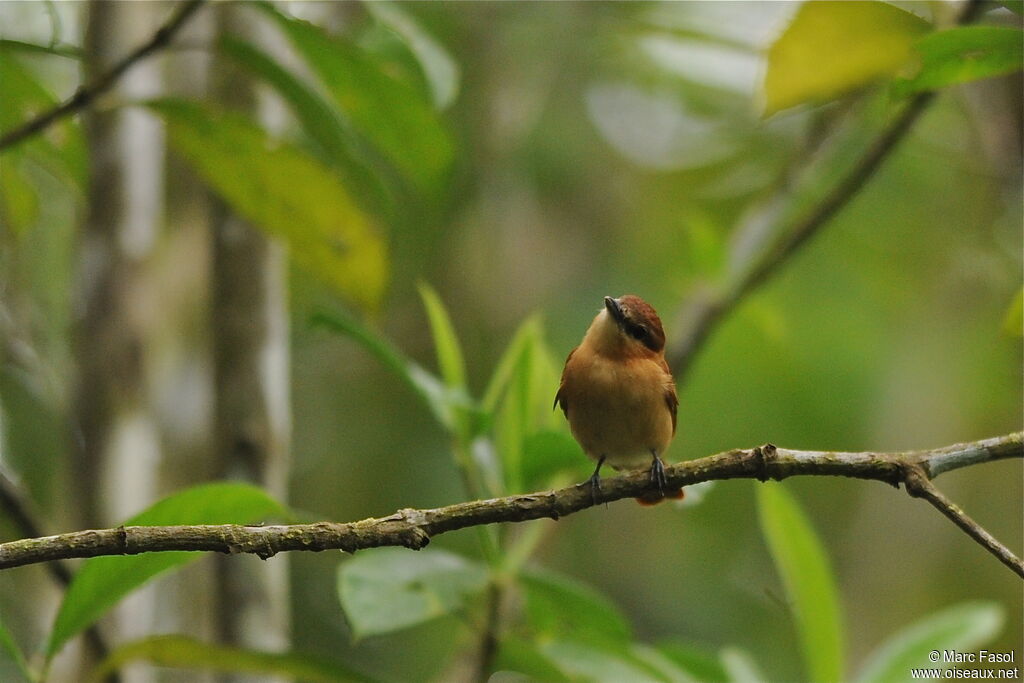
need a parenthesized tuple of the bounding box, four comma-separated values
(540, 640, 664, 683)
(92, 635, 375, 683)
(658, 642, 729, 683)
(417, 282, 467, 391)
(0, 612, 34, 682)
(895, 27, 1024, 97)
(0, 49, 87, 188)
(521, 430, 584, 490)
(46, 483, 286, 660)
(337, 547, 488, 639)
(148, 98, 388, 311)
(364, 3, 460, 110)
(486, 316, 563, 493)
(762, 1, 929, 115)
(493, 637, 571, 682)
(260, 3, 454, 195)
(1002, 288, 1023, 337)
(0, 156, 39, 238)
(756, 483, 844, 682)
(218, 35, 394, 219)
(521, 567, 632, 648)
(311, 308, 475, 432)
(855, 602, 1004, 683)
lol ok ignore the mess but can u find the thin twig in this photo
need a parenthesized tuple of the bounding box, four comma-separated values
(0, 469, 111, 661)
(902, 464, 1024, 578)
(0, 433, 1019, 576)
(0, 0, 206, 152)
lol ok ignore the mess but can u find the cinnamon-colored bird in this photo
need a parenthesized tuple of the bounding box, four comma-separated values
(555, 295, 683, 505)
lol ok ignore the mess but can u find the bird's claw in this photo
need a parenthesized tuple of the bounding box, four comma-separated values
(587, 473, 602, 506)
(649, 455, 667, 495)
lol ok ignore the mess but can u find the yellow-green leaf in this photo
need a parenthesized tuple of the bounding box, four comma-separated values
(757, 483, 845, 682)
(148, 98, 388, 311)
(895, 26, 1024, 97)
(763, 1, 929, 115)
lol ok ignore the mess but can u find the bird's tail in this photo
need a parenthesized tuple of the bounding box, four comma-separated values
(635, 487, 685, 506)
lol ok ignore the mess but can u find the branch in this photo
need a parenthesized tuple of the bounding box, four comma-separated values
(665, 0, 984, 379)
(0, 0, 206, 153)
(0, 434, 1019, 577)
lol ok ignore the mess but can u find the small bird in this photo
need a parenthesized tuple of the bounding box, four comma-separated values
(555, 295, 683, 505)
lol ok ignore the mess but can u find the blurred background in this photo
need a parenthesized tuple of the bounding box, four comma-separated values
(0, 1, 1021, 682)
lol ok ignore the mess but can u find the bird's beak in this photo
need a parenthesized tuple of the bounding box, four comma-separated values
(604, 296, 625, 324)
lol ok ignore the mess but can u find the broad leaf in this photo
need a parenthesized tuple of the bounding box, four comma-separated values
(0, 612, 33, 682)
(365, 3, 460, 110)
(521, 567, 632, 647)
(757, 483, 844, 682)
(895, 26, 1024, 97)
(261, 4, 454, 195)
(0, 156, 39, 238)
(763, 1, 929, 114)
(92, 635, 375, 683)
(47, 483, 286, 660)
(855, 602, 1003, 683)
(337, 547, 488, 639)
(311, 308, 475, 432)
(218, 35, 394, 219)
(149, 98, 388, 311)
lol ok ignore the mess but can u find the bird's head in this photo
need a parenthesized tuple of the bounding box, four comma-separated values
(582, 295, 667, 358)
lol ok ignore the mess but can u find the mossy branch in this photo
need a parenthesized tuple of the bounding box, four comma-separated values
(0, 433, 1020, 577)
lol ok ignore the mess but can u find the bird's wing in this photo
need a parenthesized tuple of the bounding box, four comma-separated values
(553, 347, 576, 415)
(660, 357, 678, 435)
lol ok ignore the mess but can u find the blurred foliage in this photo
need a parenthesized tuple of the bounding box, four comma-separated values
(0, 1, 1021, 682)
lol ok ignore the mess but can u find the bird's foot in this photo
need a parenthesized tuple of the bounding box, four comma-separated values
(649, 454, 667, 495)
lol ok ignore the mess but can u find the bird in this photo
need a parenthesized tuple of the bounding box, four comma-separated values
(554, 295, 683, 505)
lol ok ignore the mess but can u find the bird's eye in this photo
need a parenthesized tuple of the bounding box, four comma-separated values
(626, 322, 647, 341)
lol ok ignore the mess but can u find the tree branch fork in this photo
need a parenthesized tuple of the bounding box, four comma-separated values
(1, 433, 1020, 576)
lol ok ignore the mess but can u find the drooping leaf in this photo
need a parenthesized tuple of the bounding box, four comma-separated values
(521, 567, 632, 648)
(260, 3, 454, 195)
(91, 635, 376, 683)
(337, 547, 488, 639)
(149, 98, 388, 311)
(895, 26, 1024, 97)
(855, 602, 1004, 683)
(218, 35, 394, 219)
(0, 612, 34, 682)
(311, 308, 476, 432)
(630, 643, 702, 683)
(364, 2, 460, 110)
(47, 483, 286, 660)
(756, 483, 844, 682)
(762, 1, 929, 115)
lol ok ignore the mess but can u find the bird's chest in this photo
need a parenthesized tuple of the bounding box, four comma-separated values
(563, 356, 672, 468)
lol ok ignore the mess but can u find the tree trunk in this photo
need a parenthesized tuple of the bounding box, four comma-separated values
(73, 1, 167, 680)
(209, 3, 292, 670)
